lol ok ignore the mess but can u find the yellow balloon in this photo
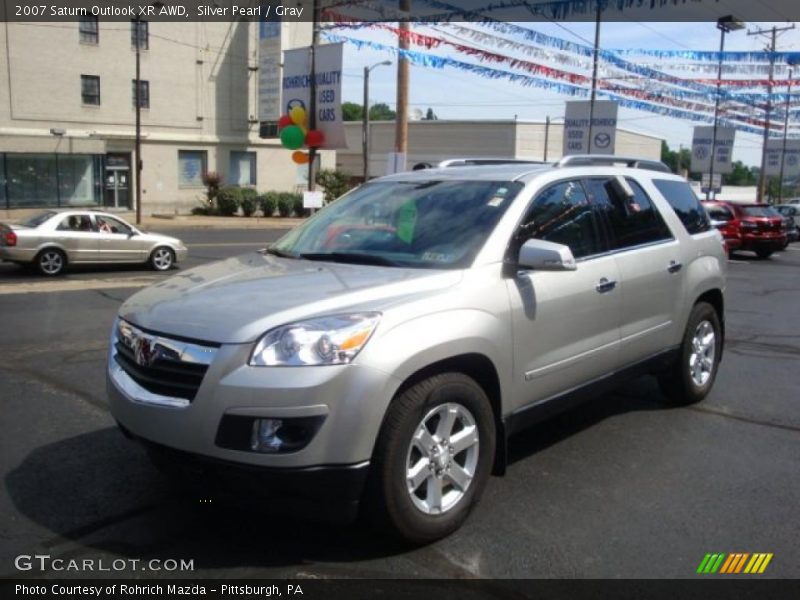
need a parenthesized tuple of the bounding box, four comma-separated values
(289, 106, 307, 126)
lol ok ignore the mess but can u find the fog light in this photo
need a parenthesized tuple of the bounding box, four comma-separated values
(250, 418, 284, 453)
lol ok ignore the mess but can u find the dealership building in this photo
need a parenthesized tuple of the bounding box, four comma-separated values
(0, 18, 337, 216)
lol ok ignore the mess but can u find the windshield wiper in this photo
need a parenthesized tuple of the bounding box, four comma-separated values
(299, 252, 400, 267)
(265, 246, 299, 259)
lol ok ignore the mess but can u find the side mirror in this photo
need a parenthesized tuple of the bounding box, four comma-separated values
(517, 238, 577, 271)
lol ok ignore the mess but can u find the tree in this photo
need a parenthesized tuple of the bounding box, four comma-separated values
(723, 161, 757, 186)
(342, 102, 363, 121)
(369, 103, 396, 121)
(315, 169, 355, 204)
(660, 141, 692, 177)
(424, 107, 438, 120)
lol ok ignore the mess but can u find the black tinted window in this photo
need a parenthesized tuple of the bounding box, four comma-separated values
(706, 205, 733, 221)
(653, 179, 711, 234)
(584, 178, 672, 249)
(520, 180, 602, 259)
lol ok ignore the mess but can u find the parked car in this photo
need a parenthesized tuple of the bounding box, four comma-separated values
(775, 204, 800, 245)
(701, 201, 787, 259)
(108, 156, 726, 544)
(0, 210, 188, 276)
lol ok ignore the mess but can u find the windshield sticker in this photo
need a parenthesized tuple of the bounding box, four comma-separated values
(487, 196, 505, 207)
(396, 200, 417, 243)
(421, 251, 454, 263)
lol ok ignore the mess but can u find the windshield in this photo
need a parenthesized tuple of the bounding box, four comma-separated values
(272, 180, 523, 269)
(741, 206, 780, 218)
(19, 211, 57, 228)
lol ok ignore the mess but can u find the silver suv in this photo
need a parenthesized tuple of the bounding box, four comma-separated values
(108, 156, 726, 543)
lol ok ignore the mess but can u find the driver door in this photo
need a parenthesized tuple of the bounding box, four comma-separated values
(507, 179, 622, 410)
(93, 215, 148, 262)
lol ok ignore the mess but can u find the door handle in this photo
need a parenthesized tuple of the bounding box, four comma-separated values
(667, 261, 683, 274)
(595, 277, 617, 293)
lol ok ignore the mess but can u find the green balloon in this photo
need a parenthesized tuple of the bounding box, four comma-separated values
(280, 125, 305, 150)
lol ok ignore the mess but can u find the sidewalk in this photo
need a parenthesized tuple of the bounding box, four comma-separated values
(136, 214, 306, 231)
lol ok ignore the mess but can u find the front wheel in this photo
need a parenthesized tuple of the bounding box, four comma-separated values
(658, 302, 722, 406)
(149, 246, 175, 271)
(363, 373, 495, 544)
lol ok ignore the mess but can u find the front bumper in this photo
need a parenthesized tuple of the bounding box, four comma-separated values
(175, 246, 189, 262)
(107, 330, 400, 470)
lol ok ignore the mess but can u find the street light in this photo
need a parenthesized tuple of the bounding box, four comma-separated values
(362, 60, 392, 182)
(707, 15, 745, 200)
(134, 1, 163, 225)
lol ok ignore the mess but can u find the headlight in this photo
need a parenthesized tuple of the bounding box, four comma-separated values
(249, 313, 381, 366)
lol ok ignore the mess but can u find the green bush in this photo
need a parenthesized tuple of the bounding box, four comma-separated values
(315, 169, 355, 204)
(239, 188, 258, 217)
(276, 192, 295, 217)
(191, 206, 211, 216)
(292, 195, 306, 218)
(216, 187, 241, 217)
(258, 192, 279, 217)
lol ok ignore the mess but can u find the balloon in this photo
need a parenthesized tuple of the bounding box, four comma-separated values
(292, 151, 310, 165)
(289, 106, 307, 126)
(280, 125, 305, 150)
(277, 114, 292, 129)
(305, 129, 325, 148)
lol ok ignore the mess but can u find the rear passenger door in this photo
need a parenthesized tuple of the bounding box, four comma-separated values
(584, 177, 682, 366)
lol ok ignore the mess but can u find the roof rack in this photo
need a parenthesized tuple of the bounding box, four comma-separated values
(437, 158, 546, 168)
(555, 155, 671, 173)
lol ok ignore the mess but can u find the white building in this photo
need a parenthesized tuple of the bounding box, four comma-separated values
(336, 119, 664, 179)
(0, 18, 331, 216)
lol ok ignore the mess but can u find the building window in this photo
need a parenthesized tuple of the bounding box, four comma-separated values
(2, 153, 102, 209)
(131, 20, 149, 50)
(229, 152, 256, 186)
(259, 122, 278, 138)
(178, 151, 207, 187)
(132, 80, 150, 109)
(78, 16, 98, 44)
(81, 75, 100, 105)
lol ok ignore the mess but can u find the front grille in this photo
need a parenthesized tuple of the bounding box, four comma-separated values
(114, 320, 218, 401)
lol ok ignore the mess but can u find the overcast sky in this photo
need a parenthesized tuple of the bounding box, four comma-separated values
(331, 20, 800, 167)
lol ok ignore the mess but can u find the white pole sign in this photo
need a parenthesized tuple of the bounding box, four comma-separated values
(257, 19, 282, 122)
(282, 43, 347, 149)
(563, 101, 618, 155)
(764, 138, 800, 178)
(692, 126, 736, 174)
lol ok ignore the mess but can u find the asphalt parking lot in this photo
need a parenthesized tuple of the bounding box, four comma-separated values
(0, 229, 798, 579)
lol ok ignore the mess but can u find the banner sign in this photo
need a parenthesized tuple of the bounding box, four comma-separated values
(764, 138, 800, 178)
(257, 16, 282, 122)
(691, 126, 736, 174)
(282, 43, 346, 149)
(563, 100, 618, 155)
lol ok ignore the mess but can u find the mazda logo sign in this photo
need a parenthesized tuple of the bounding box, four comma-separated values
(134, 336, 157, 367)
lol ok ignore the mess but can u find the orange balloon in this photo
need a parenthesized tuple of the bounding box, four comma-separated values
(292, 151, 309, 165)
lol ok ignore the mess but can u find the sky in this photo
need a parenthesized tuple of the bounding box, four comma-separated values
(328, 19, 800, 167)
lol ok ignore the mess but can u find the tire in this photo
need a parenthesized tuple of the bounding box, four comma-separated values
(363, 373, 495, 544)
(149, 246, 175, 271)
(658, 302, 722, 406)
(35, 248, 67, 276)
(755, 248, 773, 259)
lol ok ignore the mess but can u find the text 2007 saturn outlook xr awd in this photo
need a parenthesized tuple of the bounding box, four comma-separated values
(108, 156, 726, 543)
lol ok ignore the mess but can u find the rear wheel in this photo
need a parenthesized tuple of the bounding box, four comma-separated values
(658, 302, 721, 406)
(363, 373, 495, 544)
(35, 248, 66, 276)
(755, 248, 773, 259)
(149, 246, 175, 271)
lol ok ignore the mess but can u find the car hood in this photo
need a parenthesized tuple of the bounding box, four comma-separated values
(119, 252, 462, 343)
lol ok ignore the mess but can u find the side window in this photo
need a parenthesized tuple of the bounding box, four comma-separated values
(584, 177, 672, 250)
(706, 205, 733, 222)
(519, 180, 602, 259)
(652, 179, 711, 235)
(58, 215, 93, 231)
(96, 215, 132, 235)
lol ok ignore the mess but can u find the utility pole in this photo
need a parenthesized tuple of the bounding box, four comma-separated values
(587, 2, 602, 154)
(543, 116, 550, 161)
(307, 0, 321, 194)
(778, 69, 793, 203)
(707, 16, 745, 201)
(748, 23, 795, 203)
(394, 0, 411, 168)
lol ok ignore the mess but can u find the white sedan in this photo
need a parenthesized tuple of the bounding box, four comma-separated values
(0, 210, 188, 276)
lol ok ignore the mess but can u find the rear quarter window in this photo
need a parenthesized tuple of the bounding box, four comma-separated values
(652, 180, 711, 235)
